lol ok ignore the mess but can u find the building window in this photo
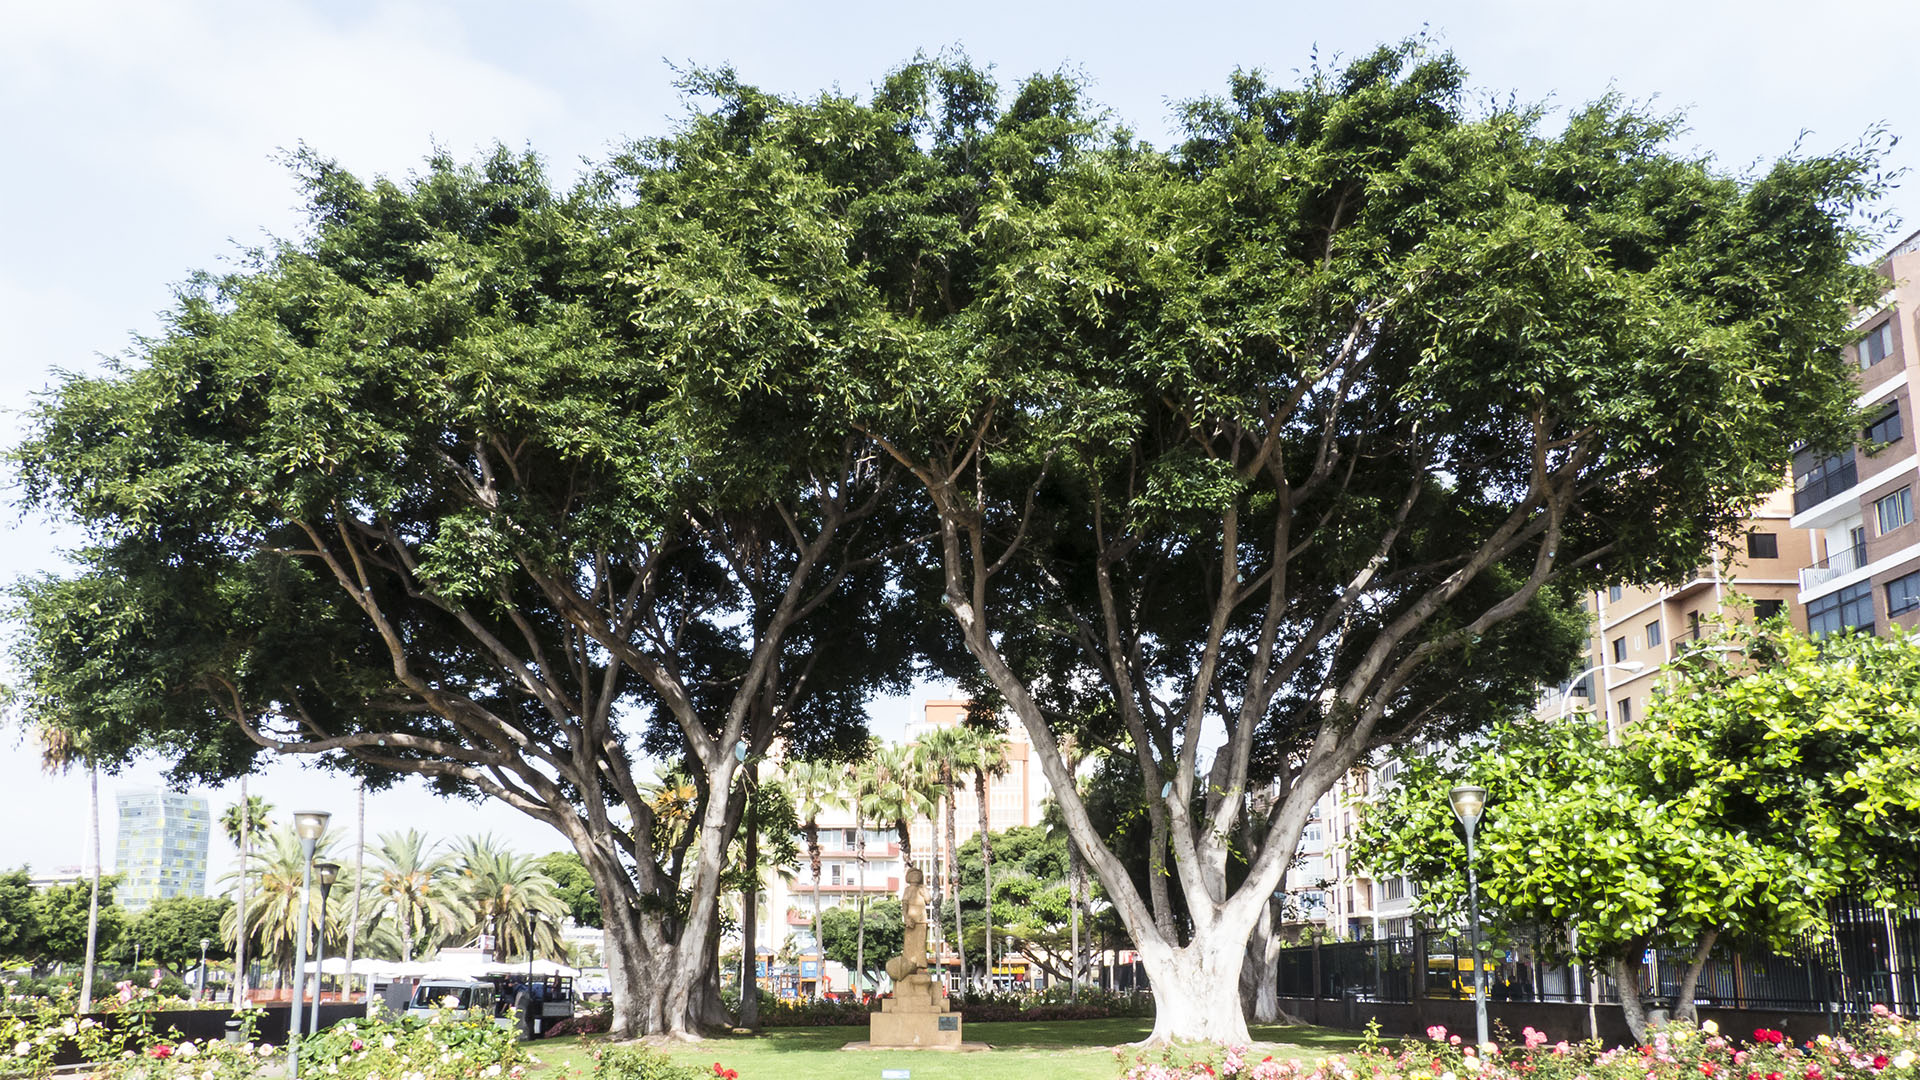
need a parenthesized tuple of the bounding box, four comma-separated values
(1878, 487, 1913, 535)
(1607, 584, 1623, 603)
(1860, 320, 1894, 369)
(1747, 532, 1779, 559)
(1645, 620, 1663, 647)
(1384, 877, 1406, 901)
(1611, 636, 1628, 663)
(1794, 449, 1858, 513)
(1754, 598, 1785, 621)
(1808, 581, 1874, 637)
(1616, 698, 1632, 726)
(1889, 571, 1920, 617)
(1866, 402, 1904, 448)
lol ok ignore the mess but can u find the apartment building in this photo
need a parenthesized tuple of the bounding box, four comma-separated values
(1792, 228, 1920, 636)
(1281, 759, 1418, 942)
(114, 788, 212, 912)
(1574, 487, 1814, 735)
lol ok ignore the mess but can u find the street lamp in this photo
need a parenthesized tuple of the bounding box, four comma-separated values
(1557, 661, 1646, 746)
(287, 810, 330, 1080)
(198, 938, 211, 1003)
(1448, 784, 1490, 1049)
(310, 861, 340, 1036)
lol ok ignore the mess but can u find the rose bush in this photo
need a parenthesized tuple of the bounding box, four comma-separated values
(1117, 1012, 1920, 1080)
(300, 1010, 529, 1080)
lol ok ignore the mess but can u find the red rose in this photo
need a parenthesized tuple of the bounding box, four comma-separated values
(1873, 1058, 1889, 1071)
(1701, 1064, 1717, 1076)
(1768, 1072, 1783, 1080)
(149, 1046, 173, 1060)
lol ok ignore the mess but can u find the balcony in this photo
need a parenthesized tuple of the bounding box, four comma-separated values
(1794, 456, 1858, 514)
(1800, 543, 1870, 592)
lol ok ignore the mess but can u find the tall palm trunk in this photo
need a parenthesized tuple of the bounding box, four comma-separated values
(973, 766, 993, 992)
(854, 816, 867, 993)
(79, 766, 101, 1012)
(943, 767, 964, 985)
(805, 821, 824, 1000)
(234, 776, 250, 1003)
(346, 781, 364, 1002)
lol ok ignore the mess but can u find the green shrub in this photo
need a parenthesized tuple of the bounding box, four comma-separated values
(301, 1010, 528, 1080)
(589, 1043, 714, 1080)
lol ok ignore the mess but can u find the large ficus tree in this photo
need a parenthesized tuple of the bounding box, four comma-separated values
(849, 46, 1887, 1041)
(9, 134, 920, 1037)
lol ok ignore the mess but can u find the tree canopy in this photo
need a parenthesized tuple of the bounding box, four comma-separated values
(6, 42, 1889, 1042)
(1354, 621, 1920, 1043)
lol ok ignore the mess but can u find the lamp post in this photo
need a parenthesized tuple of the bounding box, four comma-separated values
(1449, 784, 1490, 1049)
(1557, 661, 1646, 746)
(197, 938, 210, 1002)
(310, 861, 340, 1036)
(287, 810, 330, 1080)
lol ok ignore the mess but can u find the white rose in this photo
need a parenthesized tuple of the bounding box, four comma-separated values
(14, 1042, 31, 1057)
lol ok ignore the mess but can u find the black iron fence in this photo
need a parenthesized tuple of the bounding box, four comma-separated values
(1275, 895, 1920, 1018)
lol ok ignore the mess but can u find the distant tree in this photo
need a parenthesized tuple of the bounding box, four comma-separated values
(33, 876, 124, 968)
(0, 868, 40, 962)
(127, 895, 233, 971)
(534, 853, 601, 929)
(447, 835, 568, 961)
(365, 830, 461, 963)
(819, 899, 902, 989)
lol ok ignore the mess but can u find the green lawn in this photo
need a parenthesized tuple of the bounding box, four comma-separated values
(530, 1019, 1368, 1080)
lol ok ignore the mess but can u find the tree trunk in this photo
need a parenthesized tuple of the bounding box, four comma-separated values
(1671, 929, 1719, 1024)
(974, 767, 992, 992)
(1141, 935, 1257, 1045)
(1241, 897, 1283, 1023)
(346, 781, 364, 1004)
(1069, 837, 1082, 1002)
(855, 816, 867, 993)
(79, 766, 101, 1012)
(740, 791, 760, 1030)
(1614, 952, 1652, 1044)
(945, 780, 964, 985)
(233, 776, 250, 1004)
(807, 824, 824, 1000)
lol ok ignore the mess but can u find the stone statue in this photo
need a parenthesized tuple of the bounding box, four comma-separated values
(868, 866, 964, 1047)
(885, 867, 929, 981)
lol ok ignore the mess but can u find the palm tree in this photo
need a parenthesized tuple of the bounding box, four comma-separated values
(366, 830, 461, 963)
(784, 759, 843, 995)
(222, 825, 341, 984)
(447, 835, 567, 961)
(221, 790, 272, 999)
(867, 745, 938, 869)
(960, 727, 1010, 990)
(36, 726, 101, 1011)
(912, 725, 972, 981)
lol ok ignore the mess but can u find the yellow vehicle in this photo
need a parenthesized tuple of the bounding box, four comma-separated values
(1424, 953, 1499, 999)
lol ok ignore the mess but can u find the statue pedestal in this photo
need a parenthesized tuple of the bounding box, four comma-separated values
(867, 973, 962, 1048)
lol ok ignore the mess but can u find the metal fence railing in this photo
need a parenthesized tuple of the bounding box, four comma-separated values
(1273, 894, 1920, 1017)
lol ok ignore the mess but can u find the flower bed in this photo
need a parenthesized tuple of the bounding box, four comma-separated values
(300, 1011, 530, 1080)
(1117, 1009, 1920, 1080)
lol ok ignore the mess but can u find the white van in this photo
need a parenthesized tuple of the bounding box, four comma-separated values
(405, 979, 498, 1020)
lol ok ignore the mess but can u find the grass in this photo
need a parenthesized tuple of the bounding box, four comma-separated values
(529, 1019, 1369, 1080)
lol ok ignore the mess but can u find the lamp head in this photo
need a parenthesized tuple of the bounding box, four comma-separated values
(292, 810, 331, 841)
(1448, 784, 1488, 829)
(1617, 660, 1647, 674)
(314, 860, 341, 888)
(201, 938, 211, 949)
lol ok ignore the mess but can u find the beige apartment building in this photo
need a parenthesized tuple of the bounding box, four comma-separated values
(1575, 486, 1814, 734)
(1791, 228, 1920, 638)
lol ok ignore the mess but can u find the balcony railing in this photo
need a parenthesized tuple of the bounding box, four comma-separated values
(1800, 543, 1870, 591)
(1794, 456, 1859, 513)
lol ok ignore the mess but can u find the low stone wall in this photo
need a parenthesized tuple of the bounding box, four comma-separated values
(1276, 996, 1842, 1045)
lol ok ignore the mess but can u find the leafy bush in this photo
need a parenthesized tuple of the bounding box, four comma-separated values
(301, 1010, 528, 1080)
(588, 1043, 716, 1080)
(1115, 1012, 1920, 1080)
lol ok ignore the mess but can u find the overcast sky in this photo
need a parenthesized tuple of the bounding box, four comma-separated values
(2, 0, 1915, 885)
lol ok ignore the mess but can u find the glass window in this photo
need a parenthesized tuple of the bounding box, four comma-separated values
(1616, 698, 1632, 726)
(1860, 321, 1894, 369)
(1808, 581, 1874, 637)
(1889, 571, 1920, 617)
(1746, 532, 1779, 559)
(1754, 598, 1785, 621)
(1879, 488, 1913, 535)
(1607, 584, 1623, 603)
(1611, 636, 1628, 663)
(1645, 620, 1663, 647)
(1866, 402, 1904, 448)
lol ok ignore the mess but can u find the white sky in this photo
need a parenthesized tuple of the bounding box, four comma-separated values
(2, 0, 1916, 884)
